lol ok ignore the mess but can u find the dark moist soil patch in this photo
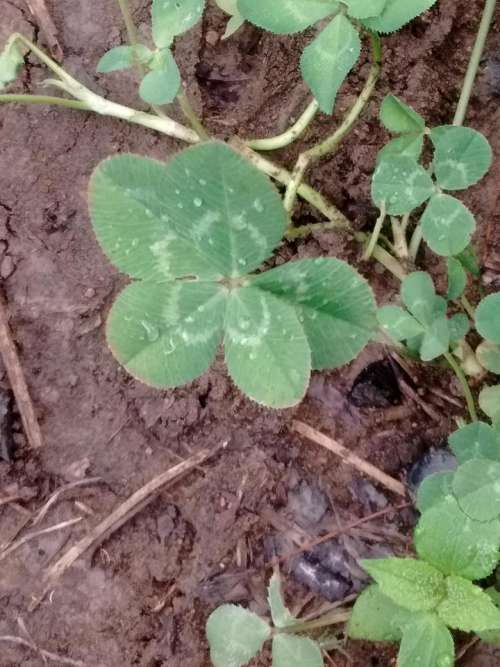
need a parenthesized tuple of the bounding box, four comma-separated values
(1, 1, 499, 665)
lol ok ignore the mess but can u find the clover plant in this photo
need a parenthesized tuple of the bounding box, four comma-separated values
(2, 0, 500, 665)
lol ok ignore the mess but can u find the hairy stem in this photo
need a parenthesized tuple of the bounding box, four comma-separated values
(408, 223, 423, 263)
(245, 99, 320, 151)
(454, 0, 497, 125)
(444, 352, 478, 422)
(177, 90, 210, 140)
(0, 94, 88, 110)
(391, 215, 409, 259)
(364, 203, 386, 260)
(461, 295, 476, 320)
(283, 32, 382, 213)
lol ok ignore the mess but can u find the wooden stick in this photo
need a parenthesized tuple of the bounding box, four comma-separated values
(25, 0, 63, 61)
(29, 443, 225, 609)
(0, 635, 85, 666)
(0, 290, 43, 449)
(292, 420, 406, 497)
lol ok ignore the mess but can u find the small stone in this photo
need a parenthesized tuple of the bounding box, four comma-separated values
(78, 314, 102, 336)
(205, 30, 219, 46)
(84, 288, 96, 299)
(0, 255, 15, 279)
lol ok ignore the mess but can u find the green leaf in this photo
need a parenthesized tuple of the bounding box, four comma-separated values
(206, 604, 271, 667)
(139, 49, 181, 105)
(480, 385, 500, 421)
(237, 0, 338, 33)
(416, 471, 454, 513)
(107, 281, 226, 387)
(152, 0, 205, 48)
(398, 614, 454, 667)
(476, 294, 500, 344)
(421, 193, 476, 257)
(0, 35, 24, 89)
(251, 258, 377, 370)
(453, 459, 500, 521)
(401, 272, 440, 326)
(438, 576, 500, 632)
(456, 244, 481, 277)
(448, 313, 469, 343)
(224, 287, 311, 408)
(415, 494, 500, 580)
(362, 0, 438, 33)
(477, 341, 500, 375)
(345, 0, 386, 19)
(446, 258, 467, 300)
(348, 584, 411, 641)
(380, 95, 425, 134)
(300, 14, 361, 115)
(267, 573, 295, 629)
(97, 45, 152, 73)
(223, 13, 245, 38)
(360, 558, 445, 612)
(431, 125, 493, 191)
(420, 316, 450, 361)
(479, 589, 500, 645)
(89, 143, 286, 281)
(449, 422, 500, 463)
(377, 134, 424, 163)
(372, 156, 434, 215)
(271, 634, 323, 667)
(378, 306, 424, 341)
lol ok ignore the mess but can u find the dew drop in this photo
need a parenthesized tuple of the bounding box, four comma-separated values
(253, 198, 264, 213)
(194, 197, 203, 207)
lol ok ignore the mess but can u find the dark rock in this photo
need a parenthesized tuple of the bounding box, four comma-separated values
(407, 447, 457, 496)
(349, 359, 401, 408)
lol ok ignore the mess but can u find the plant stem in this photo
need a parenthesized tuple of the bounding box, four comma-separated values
(245, 99, 320, 151)
(444, 352, 478, 422)
(391, 215, 409, 259)
(177, 90, 210, 139)
(453, 0, 497, 126)
(408, 223, 423, 263)
(0, 94, 88, 110)
(461, 295, 476, 319)
(280, 611, 351, 635)
(364, 203, 386, 260)
(116, 0, 143, 71)
(283, 32, 382, 213)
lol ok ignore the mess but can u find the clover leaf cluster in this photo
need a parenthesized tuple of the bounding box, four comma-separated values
(89, 142, 377, 408)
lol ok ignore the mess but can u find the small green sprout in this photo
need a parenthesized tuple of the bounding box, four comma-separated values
(206, 572, 330, 667)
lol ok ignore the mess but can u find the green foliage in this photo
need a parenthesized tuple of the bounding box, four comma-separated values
(476, 294, 500, 344)
(479, 385, 500, 421)
(89, 142, 376, 407)
(237, 0, 437, 114)
(380, 95, 425, 134)
(378, 272, 463, 361)
(206, 604, 271, 667)
(398, 614, 454, 667)
(414, 494, 500, 580)
(477, 341, 500, 374)
(372, 155, 434, 215)
(431, 126, 493, 191)
(421, 194, 476, 257)
(452, 459, 500, 521)
(206, 573, 326, 667)
(272, 634, 323, 667)
(97, 45, 152, 73)
(446, 258, 467, 300)
(348, 584, 410, 641)
(361, 0, 438, 33)
(214, 0, 244, 38)
(152, 0, 204, 48)
(448, 421, 500, 463)
(267, 572, 296, 628)
(416, 471, 454, 512)
(139, 49, 181, 105)
(0, 35, 24, 89)
(300, 13, 361, 114)
(359, 558, 445, 612)
(437, 576, 500, 632)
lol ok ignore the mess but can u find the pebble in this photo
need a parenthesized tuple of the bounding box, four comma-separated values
(205, 29, 219, 46)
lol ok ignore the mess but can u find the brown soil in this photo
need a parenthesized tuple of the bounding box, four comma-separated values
(1, 0, 499, 665)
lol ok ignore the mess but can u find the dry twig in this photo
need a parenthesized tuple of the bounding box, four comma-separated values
(25, 0, 63, 60)
(0, 516, 82, 562)
(31, 477, 103, 526)
(292, 421, 406, 497)
(0, 289, 43, 449)
(0, 634, 85, 666)
(29, 443, 225, 609)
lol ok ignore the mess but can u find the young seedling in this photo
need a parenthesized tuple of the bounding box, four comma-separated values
(206, 572, 347, 667)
